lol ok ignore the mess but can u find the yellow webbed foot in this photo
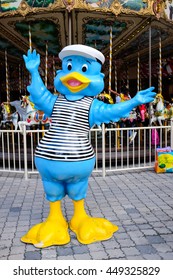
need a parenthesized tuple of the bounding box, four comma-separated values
(21, 219, 70, 248)
(70, 216, 118, 244)
(21, 201, 70, 248)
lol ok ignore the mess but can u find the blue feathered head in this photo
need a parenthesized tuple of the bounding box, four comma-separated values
(54, 45, 105, 101)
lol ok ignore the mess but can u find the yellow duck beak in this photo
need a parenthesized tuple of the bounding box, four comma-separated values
(60, 72, 91, 93)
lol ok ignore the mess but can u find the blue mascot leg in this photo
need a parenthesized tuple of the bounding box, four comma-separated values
(42, 180, 66, 202)
(21, 158, 70, 248)
(68, 178, 119, 245)
(67, 178, 89, 201)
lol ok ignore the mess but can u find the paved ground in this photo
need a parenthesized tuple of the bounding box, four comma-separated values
(0, 169, 173, 260)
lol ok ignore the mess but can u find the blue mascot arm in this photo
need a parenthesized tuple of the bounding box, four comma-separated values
(89, 87, 156, 127)
(23, 49, 57, 116)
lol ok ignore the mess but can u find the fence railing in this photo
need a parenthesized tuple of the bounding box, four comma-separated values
(0, 122, 173, 179)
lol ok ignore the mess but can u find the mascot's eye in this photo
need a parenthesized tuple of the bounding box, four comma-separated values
(67, 62, 72, 71)
(82, 64, 88, 72)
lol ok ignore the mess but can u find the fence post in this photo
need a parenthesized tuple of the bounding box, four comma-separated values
(23, 124, 28, 180)
(102, 123, 106, 177)
(171, 119, 173, 150)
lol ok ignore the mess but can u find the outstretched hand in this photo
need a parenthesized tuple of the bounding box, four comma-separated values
(134, 87, 156, 105)
(23, 49, 40, 73)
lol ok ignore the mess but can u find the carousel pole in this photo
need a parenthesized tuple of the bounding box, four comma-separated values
(109, 25, 113, 94)
(23, 67, 27, 95)
(137, 48, 140, 92)
(149, 24, 152, 87)
(149, 23, 152, 124)
(45, 41, 48, 88)
(126, 62, 129, 89)
(94, 40, 97, 48)
(53, 55, 56, 94)
(137, 48, 143, 136)
(158, 33, 162, 94)
(28, 24, 32, 85)
(19, 64, 22, 95)
(5, 49, 10, 107)
(114, 59, 120, 148)
(114, 59, 117, 92)
(68, 12, 72, 45)
(29, 24, 32, 53)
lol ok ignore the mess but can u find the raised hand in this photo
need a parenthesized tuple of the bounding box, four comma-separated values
(134, 87, 156, 105)
(23, 49, 40, 73)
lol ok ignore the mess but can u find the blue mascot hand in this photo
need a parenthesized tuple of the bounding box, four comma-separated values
(23, 49, 40, 73)
(133, 87, 156, 105)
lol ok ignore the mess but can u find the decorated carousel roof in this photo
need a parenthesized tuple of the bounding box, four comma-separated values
(0, 0, 173, 99)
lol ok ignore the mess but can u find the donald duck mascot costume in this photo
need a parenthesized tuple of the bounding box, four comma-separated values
(21, 44, 156, 248)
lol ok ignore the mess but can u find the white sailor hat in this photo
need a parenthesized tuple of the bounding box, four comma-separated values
(59, 44, 105, 64)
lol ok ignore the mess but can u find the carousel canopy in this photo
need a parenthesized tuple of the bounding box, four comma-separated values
(0, 0, 173, 99)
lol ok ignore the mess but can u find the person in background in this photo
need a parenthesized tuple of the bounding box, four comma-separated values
(109, 86, 131, 103)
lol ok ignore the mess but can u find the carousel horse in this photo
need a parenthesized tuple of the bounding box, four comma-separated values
(17, 96, 51, 132)
(150, 93, 168, 126)
(128, 108, 138, 123)
(0, 102, 19, 130)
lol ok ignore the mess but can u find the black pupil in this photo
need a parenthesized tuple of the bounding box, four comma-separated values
(68, 64, 72, 70)
(82, 66, 87, 72)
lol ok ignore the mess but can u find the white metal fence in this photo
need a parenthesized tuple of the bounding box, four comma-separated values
(0, 122, 173, 179)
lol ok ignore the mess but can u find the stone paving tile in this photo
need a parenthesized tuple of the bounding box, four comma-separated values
(42, 249, 57, 259)
(161, 234, 173, 242)
(57, 247, 74, 256)
(136, 223, 152, 230)
(89, 250, 108, 260)
(0, 170, 173, 260)
(57, 255, 75, 260)
(166, 242, 173, 249)
(126, 255, 145, 260)
(155, 227, 172, 235)
(87, 243, 105, 252)
(152, 243, 172, 253)
(159, 252, 173, 260)
(140, 229, 158, 236)
(106, 248, 125, 259)
(73, 253, 92, 260)
(24, 251, 41, 260)
(8, 254, 25, 260)
(130, 236, 150, 246)
(146, 235, 166, 244)
(121, 246, 141, 256)
(136, 245, 158, 255)
(117, 239, 135, 248)
(143, 254, 162, 260)
(102, 240, 120, 250)
(10, 245, 26, 255)
(72, 245, 90, 255)
(0, 248, 10, 259)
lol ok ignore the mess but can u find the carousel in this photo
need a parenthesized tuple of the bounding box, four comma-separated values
(0, 0, 173, 128)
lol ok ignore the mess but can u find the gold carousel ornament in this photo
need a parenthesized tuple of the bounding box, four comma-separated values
(153, 0, 165, 18)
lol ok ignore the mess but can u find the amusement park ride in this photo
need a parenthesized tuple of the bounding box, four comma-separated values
(0, 0, 173, 128)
